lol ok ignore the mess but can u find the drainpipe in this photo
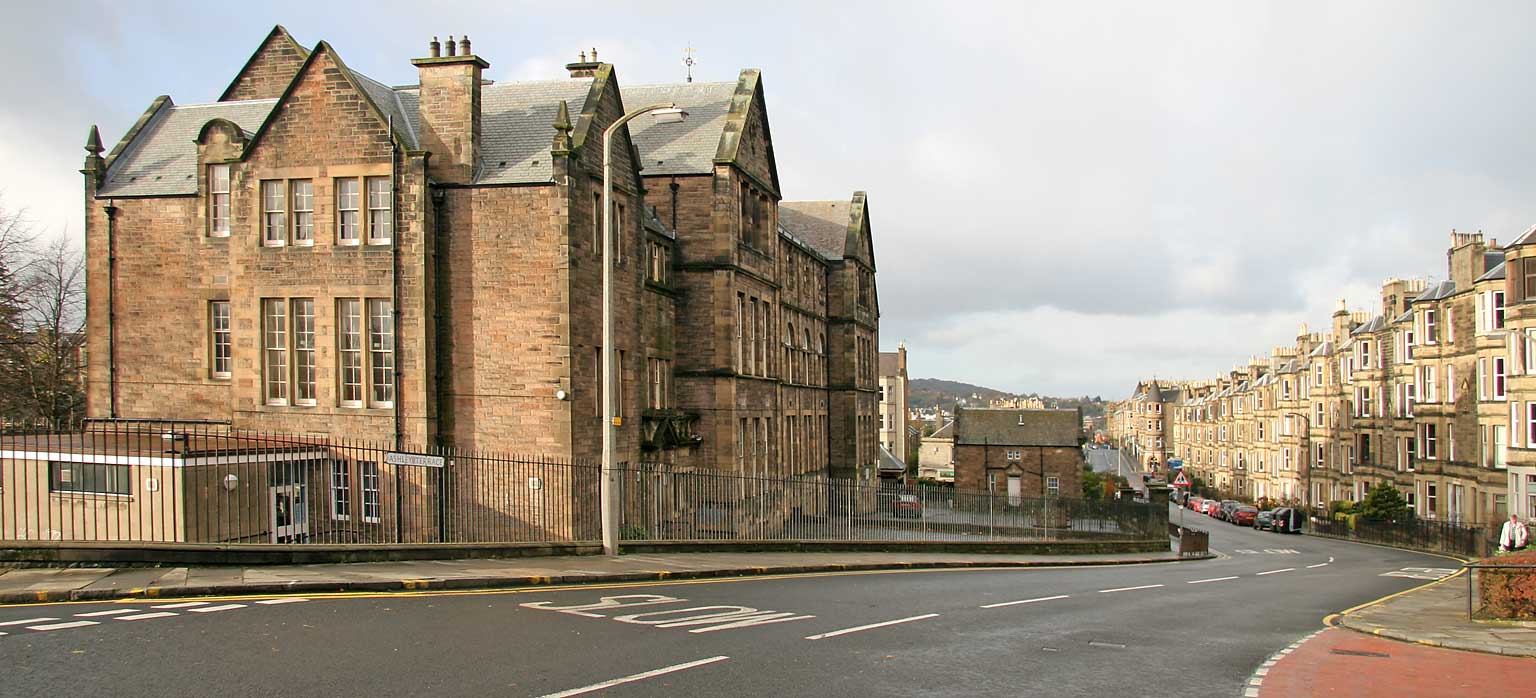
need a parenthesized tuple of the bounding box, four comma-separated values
(104, 200, 119, 418)
(389, 116, 403, 450)
(668, 178, 679, 232)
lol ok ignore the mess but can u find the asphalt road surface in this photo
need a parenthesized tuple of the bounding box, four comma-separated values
(0, 511, 1456, 698)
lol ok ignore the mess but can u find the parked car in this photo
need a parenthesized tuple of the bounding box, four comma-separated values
(1269, 507, 1304, 534)
(1255, 509, 1275, 530)
(1219, 500, 1241, 521)
(1232, 506, 1259, 526)
(892, 494, 923, 518)
(1202, 499, 1222, 517)
(1187, 496, 1205, 512)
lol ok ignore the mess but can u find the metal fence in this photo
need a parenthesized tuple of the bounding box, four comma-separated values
(0, 420, 599, 545)
(1307, 515, 1497, 559)
(615, 466, 1165, 542)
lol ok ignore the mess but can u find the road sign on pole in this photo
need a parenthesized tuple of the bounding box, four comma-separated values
(1171, 471, 1191, 488)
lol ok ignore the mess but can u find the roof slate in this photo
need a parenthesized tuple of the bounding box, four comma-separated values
(1478, 260, 1507, 283)
(459, 79, 594, 185)
(1412, 280, 1457, 303)
(780, 201, 851, 260)
(878, 352, 901, 376)
(99, 99, 278, 197)
(954, 408, 1082, 447)
(621, 82, 736, 176)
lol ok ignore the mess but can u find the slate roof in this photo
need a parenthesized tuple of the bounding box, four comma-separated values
(1515, 223, 1536, 247)
(925, 421, 954, 440)
(468, 79, 593, 185)
(353, 70, 419, 148)
(99, 99, 278, 197)
(621, 82, 737, 177)
(1308, 341, 1334, 358)
(1478, 260, 1507, 283)
(954, 408, 1082, 447)
(1412, 280, 1457, 303)
(779, 201, 851, 260)
(877, 446, 905, 473)
(878, 351, 901, 376)
(642, 205, 675, 240)
(1350, 314, 1386, 336)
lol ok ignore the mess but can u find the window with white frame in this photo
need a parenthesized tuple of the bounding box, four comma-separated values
(1424, 308, 1438, 344)
(330, 460, 351, 521)
(1424, 365, 1438, 403)
(368, 299, 395, 407)
(1447, 364, 1456, 403)
(1495, 357, 1508, 400)
(1046, 476, 1060, 497)
(210, 301, 231, 379)
(50, 461, 131, 496)
(360, 461, 382, 523)
(291, 179, 314, 245)
(208, 164, 231, 237)
(337, 178, 361, 244)
(262, 180, 286, 246)
(1447, 307, 1456, 344)
(263, 298, 288, 405)
(1006, 450, 1021, 461)
(366, 177, 392, 245)
(338, 299, 364, 406)
(1480, 357, 1489, 400)
(293, 298, 316, 405)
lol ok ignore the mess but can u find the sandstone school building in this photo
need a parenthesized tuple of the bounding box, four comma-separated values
(82, 26, 882, 481)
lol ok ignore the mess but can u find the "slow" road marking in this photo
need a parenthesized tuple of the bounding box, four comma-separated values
(1187, 576, 1239, 584)
(0, 617, 56, 627)
(27, 620, 99, 631)
(1255, 568, 1295, 576)
(254, 598, 309, 605)
(152, 601, 209, 609)
(1098, 584, 1164, 594)
(1306, 562, 1328, 569)
(804, 613, 940, 640)
(536, 656, 730, 698)
(981, 594, 1070, 609)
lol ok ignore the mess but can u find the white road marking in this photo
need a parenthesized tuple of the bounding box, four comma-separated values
(74, 609, 136, 617)
(1306, 562, 1328, 569)
(1097, 584, 1164, 594)
(536, 656, 730, 698)
(187, 604, 246, 613)
(27, 620, 99, 631)
(804, 613, 940, 640)
(1255, 568, 1295, 576)
(254, 598, 309, 605)
(0, 617, 57, 627)
(116, 612, 178, 621)
(1187, 576, 1239, 584)
(981, 594, 1069, 609)
(152, 601, 209, 609)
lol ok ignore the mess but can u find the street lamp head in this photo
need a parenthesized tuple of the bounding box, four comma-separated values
(651, 106, 688, 124)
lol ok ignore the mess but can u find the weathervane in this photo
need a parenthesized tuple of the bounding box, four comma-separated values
(682, 43, 697, 83)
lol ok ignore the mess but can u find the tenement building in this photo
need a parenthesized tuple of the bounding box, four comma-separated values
(82, 26, 882, 479)
(1107, 230, 1536, 526)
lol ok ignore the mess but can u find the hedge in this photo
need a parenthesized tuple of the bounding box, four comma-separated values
(1475, 549, 1536, 621)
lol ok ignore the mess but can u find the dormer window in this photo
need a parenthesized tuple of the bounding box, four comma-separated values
(208, 164, 231, 237)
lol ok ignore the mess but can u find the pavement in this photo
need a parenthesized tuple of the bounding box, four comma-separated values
(1331, 565, 1536, 657)
(1255, 627, 1535, 697)
(0, 548, 1199, 604)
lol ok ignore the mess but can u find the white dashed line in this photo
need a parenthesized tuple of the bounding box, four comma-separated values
(187, 604, 246, 613)
(1187, 576, 1239, 584)
(116, 612, 178, 621)
(75, 609, 136, 617)
(1307, 562, 1328, 569)
(537, 656, 730, 698)
(27, 620, 99, 631)
(1098, 584, 1164, 594)
(804, 613, 940, 640)
(1256, 568, 1295, 576)
(152, 601, 209, 609)
(0, 618, 57, 627)
(254, 598, 309, 605)
(981, 594, 1069, 609)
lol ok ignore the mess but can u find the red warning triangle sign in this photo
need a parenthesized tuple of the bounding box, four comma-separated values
(1171, 471, 1191, 488)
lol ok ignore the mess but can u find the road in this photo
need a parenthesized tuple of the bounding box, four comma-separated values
(1087, 446, 1147, 494)
(0, 510, 1458, 698)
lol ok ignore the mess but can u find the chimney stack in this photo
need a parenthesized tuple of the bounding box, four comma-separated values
(412, 35, 490, 184)
(566, 48, 602, 79)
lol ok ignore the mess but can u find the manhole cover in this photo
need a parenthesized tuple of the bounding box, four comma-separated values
(1330, 648, 1390, 658)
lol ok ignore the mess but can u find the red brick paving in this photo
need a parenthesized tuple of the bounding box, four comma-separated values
(1260, 628, 1536, 697)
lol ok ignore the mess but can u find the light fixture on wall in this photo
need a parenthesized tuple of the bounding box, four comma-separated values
(222, 474, 239, 491)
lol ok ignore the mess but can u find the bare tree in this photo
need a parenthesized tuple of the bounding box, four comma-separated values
(17, 236, 86, 428)
(0, 201, 37, 423)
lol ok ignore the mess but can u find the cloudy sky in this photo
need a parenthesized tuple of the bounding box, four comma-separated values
(3, 1, 1535, 399)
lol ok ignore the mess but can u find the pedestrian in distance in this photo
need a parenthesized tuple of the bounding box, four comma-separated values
(1499, 514, 1529, 553)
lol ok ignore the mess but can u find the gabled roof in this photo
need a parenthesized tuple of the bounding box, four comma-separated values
(954, 408, 1082, 447)
(99, 99, 278, 197)
(925, 421, 954, 440)
(642, 205, 675, 240)
(1308, 341, 1334, 358)
(1514, 223, 1536, 247)
(878, 351, 902, 376)
(621, 81, 736, 176)
(780, 200, 853, 260)
(877, 446, 905, 472)
(1350, 314, 1386, 335)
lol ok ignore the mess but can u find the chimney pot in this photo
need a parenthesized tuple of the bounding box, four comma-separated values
(460, 35, 471, 55)
(446, 35, 456, 56)
(591, 47, 598, 61)
(430, 36, 441, 58)
(579, 50, 586, 62)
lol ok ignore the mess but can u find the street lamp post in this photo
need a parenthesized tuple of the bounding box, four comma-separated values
(601, 103, 687, 557)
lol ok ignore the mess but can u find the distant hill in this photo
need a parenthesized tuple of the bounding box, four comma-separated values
(909, 378, 1106, 421)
